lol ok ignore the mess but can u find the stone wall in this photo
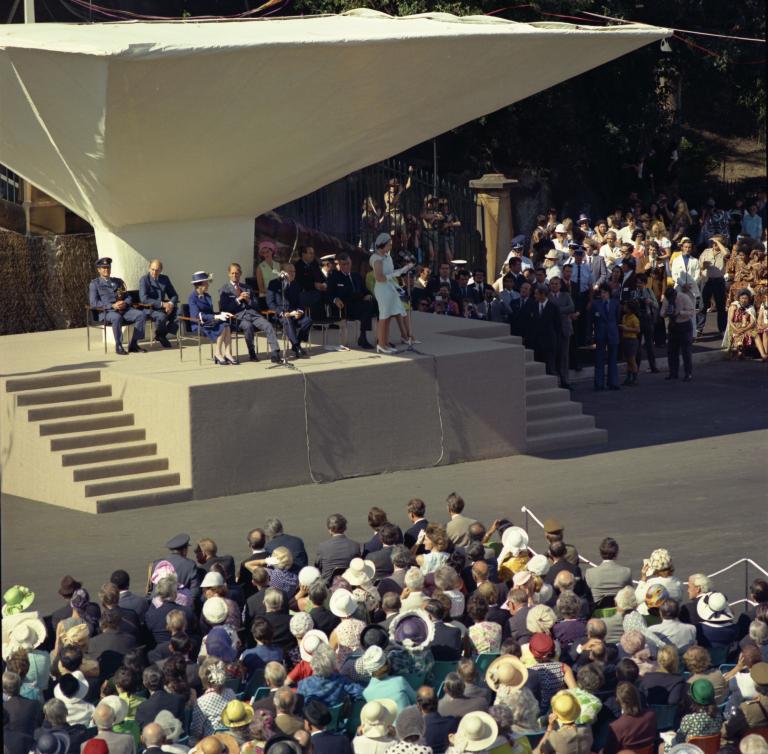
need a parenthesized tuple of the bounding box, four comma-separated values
(0, 230, 98, 335)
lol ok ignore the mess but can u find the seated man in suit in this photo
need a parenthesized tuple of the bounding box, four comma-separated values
(87, 610, 137, 681)
(437, 673, 489, 717)
(327, 253, 375, 349)
(302, 699, 353, 754)
(585, 537, 633, 606)
(219, 262, 280, 363)
(264, 518, 308, 572)
(415, 686, 459, 754)
(138, 259, 178, 348)
(428, 262, 461, 302)
(88, 257, 147, 355)
(266, 264, 312, 359)
(134, 666, 186, 730)
(315, 513, 361, 584)
(424, 599, 462, 661)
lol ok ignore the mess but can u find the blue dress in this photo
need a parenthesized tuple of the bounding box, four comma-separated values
(187, 291, 228, 342)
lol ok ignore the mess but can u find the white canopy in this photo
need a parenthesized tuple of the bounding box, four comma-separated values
(0, 12, 669, 285)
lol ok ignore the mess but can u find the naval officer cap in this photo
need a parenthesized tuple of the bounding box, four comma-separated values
(166, 533, 191, 550)
(96, 257, 113, 267)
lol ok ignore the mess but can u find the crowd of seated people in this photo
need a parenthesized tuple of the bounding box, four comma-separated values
(3, 499, 768, 754)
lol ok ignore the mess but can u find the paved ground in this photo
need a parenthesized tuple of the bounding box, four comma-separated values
(2, 360, 766, 618)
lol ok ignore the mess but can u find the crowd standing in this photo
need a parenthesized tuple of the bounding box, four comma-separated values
(3, 501, 768, 754)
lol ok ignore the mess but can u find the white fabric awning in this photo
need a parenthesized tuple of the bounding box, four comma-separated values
(0, 12, 670, 285)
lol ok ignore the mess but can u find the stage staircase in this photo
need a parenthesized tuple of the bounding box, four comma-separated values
(523, 350, 607, 452)
(4, 369, 192, 513)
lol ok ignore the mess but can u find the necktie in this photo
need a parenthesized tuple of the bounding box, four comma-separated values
(348, 273, 355, 293)
(683, 256, 689, 270)
(234, 282, 241, 295)
(539, 303, 544, 315)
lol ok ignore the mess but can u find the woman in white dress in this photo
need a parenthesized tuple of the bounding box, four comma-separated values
(370, 232, 414, 354)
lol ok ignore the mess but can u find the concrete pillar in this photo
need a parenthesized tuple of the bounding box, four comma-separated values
(469, 173, 518, 279)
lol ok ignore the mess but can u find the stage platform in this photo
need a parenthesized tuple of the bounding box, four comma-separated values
(1, 313, 606, 513)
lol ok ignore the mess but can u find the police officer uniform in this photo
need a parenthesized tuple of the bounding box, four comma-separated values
(721, 662, 768, 744)
(139, 270, 179, 347)
(150, 533, 202, 601)
(88, 257, 147, 355)
(218, 279, 279, 361)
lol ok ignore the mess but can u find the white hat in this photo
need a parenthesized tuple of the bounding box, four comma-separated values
(329, 588, 358, 618)
(512, 570, 532, 588)
(298, 566, 321, 587)
(101, 695, 129, 725)
(555, 224, 568, 234)
(2, 614, 46, 660)
(361, 645, 388, 674)
(202, 596, 228, 625)
(289, 612, 314, 638)
(360, 700, 398, 739)
(201, 571, 225, 589)
(54, 670, 89, 702)
(375, 233, 392, 249)
(342, 558, 375, 586)
(527, 554, 551, 577)
(155, 710, 183, 741)
(453, 711, 499, 752)
(697, 592, 734, 624)
(545, 249, 561, 260)
(299, 629, 329, 662)
(497, 526, 529, 566)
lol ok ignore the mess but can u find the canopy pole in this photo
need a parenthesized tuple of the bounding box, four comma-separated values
(23, 0, 35, 23)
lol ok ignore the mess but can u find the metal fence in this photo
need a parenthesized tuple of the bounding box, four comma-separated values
(1, 165, 22, 204)
(272, 158, 485, 271)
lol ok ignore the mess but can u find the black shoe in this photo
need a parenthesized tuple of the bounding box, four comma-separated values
(248, 350, 258, 362)
(128, 343, 146, 353)
(291, 345, 301, 359)
(683, 374, 692, 382)
(649, 367, 660, 373)
(328, 323, 340, 330)
(665, 374, 678, 380)
(574, 366, 583, 372)
(155, 335, 172, 348)
(357, 337, 374, 350)
(623, 376, 633, 386)
(608, 385, 620, 390)
(213, 356, 229, 365)
(115, 343, 128, 356)
(271, 351, 282, 364)
(298, 347, 309, 358)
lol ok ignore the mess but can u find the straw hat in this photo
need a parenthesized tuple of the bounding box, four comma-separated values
(202, 596, 229, 626)
(551, 691, 581, 724)
(360, 700, 397, 739)
(2, 614, 46, 660)
(329, 588, 357, 618)
(545, 249, 561, 260)
(299, 630, 329, 663)
(452, 712, 498, 752)
(485, 655, 528, 692)
(221, 700, 255, 729)
(101, 695, 129, 725)
(342, 558, 375, 586)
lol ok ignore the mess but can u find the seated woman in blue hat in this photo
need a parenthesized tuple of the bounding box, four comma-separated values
(187, 271, 235, 365)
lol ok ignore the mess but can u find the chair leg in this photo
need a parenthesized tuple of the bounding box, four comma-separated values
(103, 321, 108, 354)
(198, 333, 202, 365)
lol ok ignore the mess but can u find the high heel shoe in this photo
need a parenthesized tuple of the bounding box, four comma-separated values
(402, 337, 421, 345)
(225, 357, 239, 365)
(376, 345, 397, 354)
(213, 356, 229, 365)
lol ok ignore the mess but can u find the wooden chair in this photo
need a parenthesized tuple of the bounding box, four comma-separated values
(688, 734, 721, 754)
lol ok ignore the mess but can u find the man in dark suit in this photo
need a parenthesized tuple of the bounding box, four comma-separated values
(134, 666, 186, 729)
(403, 498, 428, 552)
(5, 709, 34, 754)
(366, 524, 398, 582)
(437, 673, 489, 717)
(506, 588, 533, 643)
(454, 270, 473, 306)
(427, 262, 461, 302)
(619, 257, 637, 302)
(467, 269, 493, 304)
(2, 672, 42, 735)
(424, 600, 462, 661)
(138, 259, 179, 348)
(263, 590, 296, 654)
(523, 284, 560, 376)
(294, 246, 329, 321)
(87, 610, 137, 681)
(314, 514, 361, 583)
(34, 699, 92, 754)
(267, 264, 312, 358)
(194, 538, 236, 584)
(219, 261, 281, 362)
(415, 687, 459, 754)
(144, 577, 197, 645)
(110, 570, 148, 622)
(98, 582, 140, 638)
(308, 582, 340, 636)
(327, 253, 375, 349)
(264, 519, 308, 572)
(150, 533, 202, 601)
(302, 699, 353, 754)
(238, 529, 269, 595)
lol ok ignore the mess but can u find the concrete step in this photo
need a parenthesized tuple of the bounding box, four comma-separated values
(60, 441, 158, 467)
(525, 426, 608, 454)
(28, 398, 123, 422)
(5, 370, 101, 393)
(525, 350, 534, 362)
(525, 360, 546, 376)
(16, 384, 112, 406)
(83, 471, 181, 498)
(525, 387, 572, 407)
(525, 374, 559, 391)
(73, 457, 169, 481)
(95, 486, 194, 514)
(39, 413, 134, 436)
(50, 427, 146, 451)
(526, 401, 583, 422)
(527, 414, 596, 438)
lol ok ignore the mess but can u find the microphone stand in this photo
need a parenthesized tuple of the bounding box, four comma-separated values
(268, 274, 297, 371)
(403, 270, 425, 355)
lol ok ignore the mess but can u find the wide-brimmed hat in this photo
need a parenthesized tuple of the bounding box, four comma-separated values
(155, 710, 184, 741)
(499, 526, 529, 561)
(101, 695, 129, 725)
(222, 700, 255, 728)
(205, 626, 237, 663)
(389, 609, 434, 652)
(329, 588, 357, 618)
(2, 585, 36, 616)
(35, 731, 70, 754)
(485, 654, 528, 692)
(202, 596, 229, 625)
(2, 614, 46, 659)
(526, 554, 550, 577)
(512, 570, 532, 587)
(647, 548, 673, 575)
(298, 566, 321, 587)
(360, 700, 397, 738)
(209, 733, 242, 754)
(551, 691, 581, 724)
(689, 679, 715, 706)
(191, 271, 213, 285)
(697, 592, 734, 624)
(54, 670, 89, 701)
(361, 645, 388, 674)
(453, 711, 498, 752)
(544, 250, 561, 260)
(554, 224, 568, 234)
(342, 558, 375, 586)
(299, 630, 329, 662)
(645, 584, 670, 609)
(58, 576, 82, 598)
(62, 622, 90, 647)
(201, 571, 225, 589)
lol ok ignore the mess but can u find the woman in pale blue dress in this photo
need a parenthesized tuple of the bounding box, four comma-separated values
(370, 233, 414, 353)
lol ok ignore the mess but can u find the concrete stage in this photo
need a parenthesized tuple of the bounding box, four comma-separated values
(1, 313, 605, 513)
